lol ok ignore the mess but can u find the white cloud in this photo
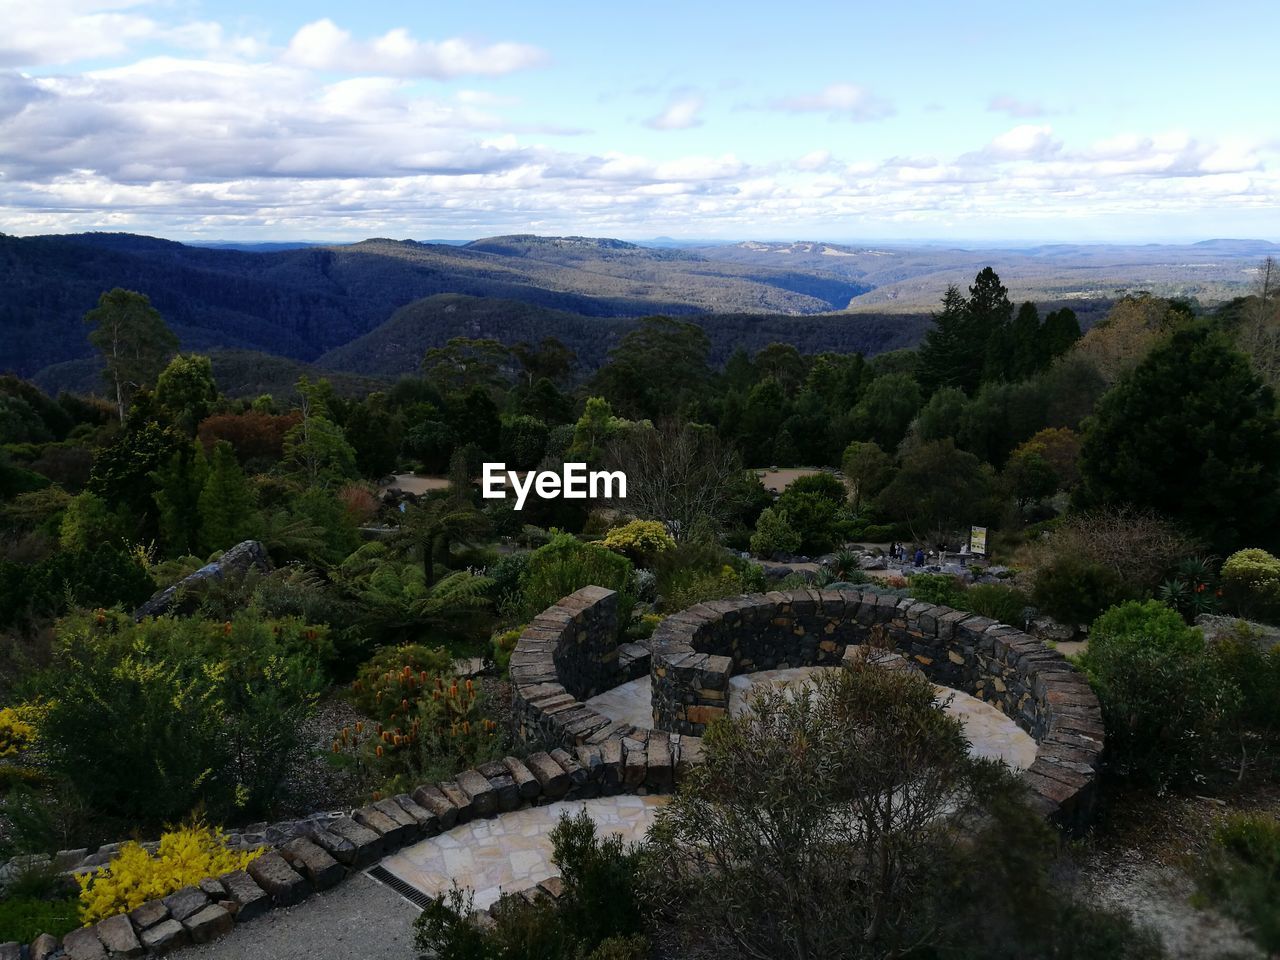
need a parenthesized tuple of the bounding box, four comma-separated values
(988, 95, 1052, 118)
(644, 94, 704, 130)
(281, 19, 546, 78)
(986, 124, 1062, 159)
(768, 83, 894, 121)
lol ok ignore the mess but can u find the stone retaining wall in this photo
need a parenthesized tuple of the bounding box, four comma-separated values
(648, 588, 1103, 833)
(4, 746, 638, 959)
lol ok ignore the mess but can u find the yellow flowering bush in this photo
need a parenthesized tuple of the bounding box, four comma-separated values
(601, 520, 675, 564)
(0, 705, 38, 757)
(77, 824, 262, 924)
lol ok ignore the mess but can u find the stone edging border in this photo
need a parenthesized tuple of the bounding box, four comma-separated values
(510, 586, 1104, 835)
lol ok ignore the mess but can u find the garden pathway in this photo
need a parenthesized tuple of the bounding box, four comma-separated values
(379, 796, 666, 911)
(586, 667, 1039, 770)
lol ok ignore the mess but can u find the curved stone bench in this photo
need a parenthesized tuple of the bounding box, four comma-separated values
(647, 588, 1103, 833)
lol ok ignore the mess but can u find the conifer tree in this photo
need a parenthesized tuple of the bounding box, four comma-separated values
(153, 442, 208, 556)
(198, 440, 257, 553)
(917, 285, 975, 392)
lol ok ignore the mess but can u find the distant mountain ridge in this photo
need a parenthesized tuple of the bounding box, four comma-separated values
(2, 230, 1271, 389)
(0, 231, 871, 379)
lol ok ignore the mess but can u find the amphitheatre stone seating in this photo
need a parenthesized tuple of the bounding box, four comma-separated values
(509, 586, 1105, 835)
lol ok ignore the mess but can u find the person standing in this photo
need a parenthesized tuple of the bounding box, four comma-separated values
(914, 547, 925, 568)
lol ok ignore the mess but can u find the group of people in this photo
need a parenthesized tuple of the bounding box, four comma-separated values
(889, 541, 928, 568)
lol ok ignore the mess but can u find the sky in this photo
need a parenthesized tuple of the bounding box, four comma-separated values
(1, 0, 1277, 243)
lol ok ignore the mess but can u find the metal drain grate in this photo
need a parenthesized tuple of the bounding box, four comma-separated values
(366, 865, 434, 909)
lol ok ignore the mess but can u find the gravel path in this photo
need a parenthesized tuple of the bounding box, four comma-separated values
(173, 873, 420, 960)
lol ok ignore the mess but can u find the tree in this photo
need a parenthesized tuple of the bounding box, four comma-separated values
(499, 415, 549, 470)
(83, 288, 178, 422)
(849, 374, 921, 451)
(750, 506, 801, 557)
(155, 354, 217, 436)
(1009, 301, 1042, 380)
(421, 337, 511, 395)
(345, 394, 400, 477)
(605, 421, 744, 542)
(1077, 324, 1280, 553)
(753, 343, 806, 395)
(1073, 294, 1183, 384)
(198, 441, 258, 553)
(391, 493, 489, 587)
(449, 387, 501, 455)
(152, 442, 208, 556)
(913, 386, 968, 443)
(969, 267, 1015, 383)
(646, 661, 1041, 960)
(88, 419, 184, 539)
(592, 317, 710, 421)
(1041, 307, 1082, 361)
(568, 397, 627, 464)
(282, 391, 358, 487)
(876, 440, 995, 541)
(842, 441, 893, 513)
(1002, 448, 1058, 509)
(1010, 427, 1082, 491)
(59, 491, 123, 552)
(739, 377, 786, 465)
(916, 285, 975, 392)
(1235, 256, 1280, 390)
(512, 337, 576, 387)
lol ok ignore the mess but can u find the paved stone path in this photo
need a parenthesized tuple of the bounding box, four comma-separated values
(587, 667, 1038, 770)
(380, 796, 665, 910)
(174, 873, 419, 960)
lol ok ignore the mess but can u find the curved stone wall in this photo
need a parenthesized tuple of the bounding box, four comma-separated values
(647, 588, 1104, 832)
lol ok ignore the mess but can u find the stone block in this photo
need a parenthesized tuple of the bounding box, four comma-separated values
(525, 751, 570, 798)
(457, 769, 498, 818)
(371, 798, 421, 845)
(184, 904, 234, 944)
(128, 899, 169, 931)
(280, 836, 344, 890)
(353, 805, 411, 847)
(198, 876, 226, 900)
(437, 781, 475, 822)
(502, 758, 541, 800)
(412, 784, 461, 830)
(394, 793, 441, 833)
(477, 761, 520, 812)
(94, 914, 143, 957)
(247, 851, 309, 907)
(163, 886, 209, 923)
(306, 825, 359, 868)
(646, 733, 673, 790)
(30, 934, 59, 960)
(623, 746, 648, 788)
(64, 927, 108, 960)
(139, 919, 188, 954)
(218, 869, 271, 923)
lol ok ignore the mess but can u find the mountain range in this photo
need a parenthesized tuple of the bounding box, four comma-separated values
(2, 231, 1273, 396)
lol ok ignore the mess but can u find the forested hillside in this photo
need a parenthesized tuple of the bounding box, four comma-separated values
(0, 233, 871, 378)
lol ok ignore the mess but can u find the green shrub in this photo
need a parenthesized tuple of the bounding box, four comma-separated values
(0, 897, 79, 944)
(34, 608, 326, 824)
(772, 489, 840, 553)
(491, 627, 522, 675)
(907, 573, 966, 607)
(749, 506, 801, 557)
(601, 520, 675, 565)
(351, 643, 453, 715)
(413, 810, 647, 960)
(1032, 554, 1131, 625)
(1080, 601, 1239, 786)
(1197, 814, 1280, 953)
(1221, 548, 1280, 622)
(520, 533, 634, 625)
(965, 584, 1029, 625)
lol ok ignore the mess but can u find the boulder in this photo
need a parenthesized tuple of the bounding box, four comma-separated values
(62, 927, 107, 960)
(163, 885, 209, 923)
(0, 944, 20, 960)
(133, 540, 271, 620)
(128, 899, 169, 930)
(218, 869, 271, 923)
(319, 817, 384, 868)
(94, 914, 143, 957)
(184, 904, 235, 944)
(246, 851, 308, 907)
(279, 836, 344, 890)
(29, 933, 59, 960)
(140, 919, 188, 954)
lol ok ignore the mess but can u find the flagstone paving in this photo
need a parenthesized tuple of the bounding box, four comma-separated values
(586, 666, 1038, 770)
(380, 796, 666, 911)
